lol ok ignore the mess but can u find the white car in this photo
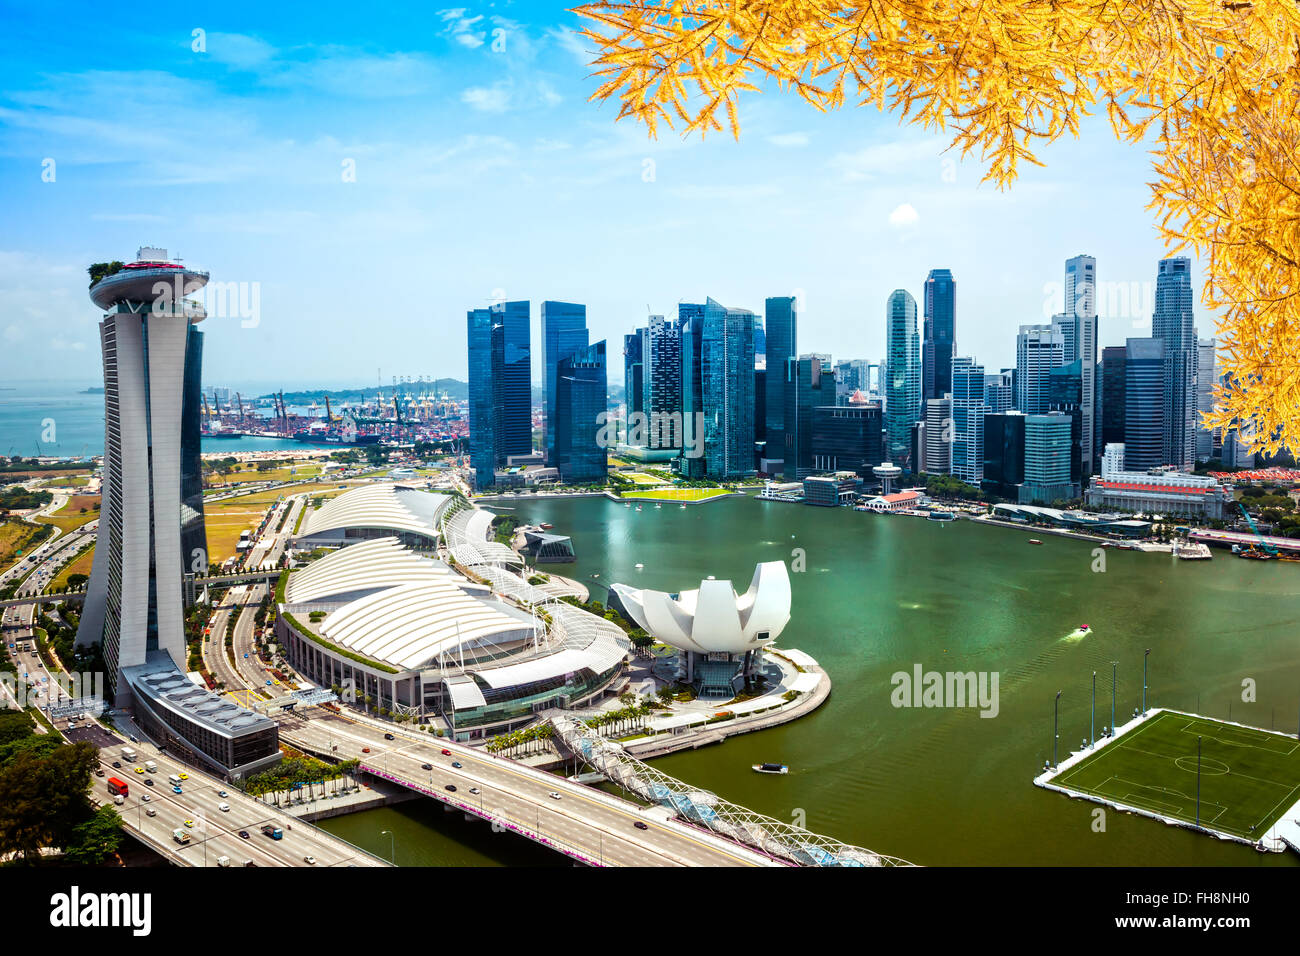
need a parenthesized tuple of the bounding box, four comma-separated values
(304, 855, 317, 865)
(218, 803, 230, 812)
(141, 794, 151, 803)
(547, 791, 562, 800)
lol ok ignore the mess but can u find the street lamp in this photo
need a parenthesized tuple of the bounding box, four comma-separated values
(381, 828, 395, 864)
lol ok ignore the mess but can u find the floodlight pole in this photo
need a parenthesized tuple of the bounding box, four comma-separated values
(1053, 691, 1062, 770)
(1142, 648, 1150, 716)
(1110, 661, 1118, 736)
(1195, 736, 1202, 828)
(1091, 671, 1096, 748)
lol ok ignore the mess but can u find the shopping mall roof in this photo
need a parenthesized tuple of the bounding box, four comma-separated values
(319, 580, 536, 672)
(285, 537, 452, 605)
(297, 484, 453, 542)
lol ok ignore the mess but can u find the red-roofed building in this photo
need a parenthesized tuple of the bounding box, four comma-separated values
(861, 490, 924, 513)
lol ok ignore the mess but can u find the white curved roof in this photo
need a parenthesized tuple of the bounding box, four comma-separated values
(444, 506, 524, 566)
(610, 561, 791, 654)
(285, 537, 451, 605)
(299, 484, 452, 541)
(320, 579, 534, 671)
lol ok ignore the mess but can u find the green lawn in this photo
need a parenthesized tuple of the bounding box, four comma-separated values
(622, 487, 733, 503)
(1051, 710, 1300, 839)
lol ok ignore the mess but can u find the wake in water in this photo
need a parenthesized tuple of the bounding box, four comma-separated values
(1059, 626, 1092, 643)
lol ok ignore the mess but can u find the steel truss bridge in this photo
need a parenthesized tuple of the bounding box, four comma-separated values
(550, 714, 914, 867)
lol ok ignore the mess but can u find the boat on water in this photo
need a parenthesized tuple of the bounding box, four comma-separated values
(927, 511, 956, 521)
(1237, 546, 1277, 560)
(634, 563, 644, 569)
(654, 503, 662, 509)
(752, 763, 788, 775)
(540, 523, 553, 530)
(1173, 542, 1213, 560)
(1079, 624, 1089, 631)
(1028, 538, 1044, 545)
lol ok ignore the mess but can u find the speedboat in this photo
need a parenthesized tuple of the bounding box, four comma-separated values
(1028, 539, 1044, 545)
(752, 763, 788, 775)
(1079, 624, 1089, 631)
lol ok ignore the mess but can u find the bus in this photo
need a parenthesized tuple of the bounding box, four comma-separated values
(106, 777, 129, 798)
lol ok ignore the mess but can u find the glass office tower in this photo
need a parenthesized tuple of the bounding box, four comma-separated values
(698, 297, 757, 479)
(922, 269, 956, 403)
(1152, 257, 1198, 470)
(884, 289, 920, 466)
(554, 341, 608, 482)
(764, 296, 797, 466)
(541, 301, 588, 465)
(1123, 337, 1166, 471)
(467, 299, 532, 488)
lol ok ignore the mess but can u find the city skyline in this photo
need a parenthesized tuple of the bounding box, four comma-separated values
(1, 3, 1210, 390)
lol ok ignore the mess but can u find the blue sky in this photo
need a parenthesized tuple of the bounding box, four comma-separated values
(0, 1, 1209, 392)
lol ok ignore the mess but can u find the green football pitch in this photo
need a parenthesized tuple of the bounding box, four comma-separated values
(1052, 710, 1300, 839)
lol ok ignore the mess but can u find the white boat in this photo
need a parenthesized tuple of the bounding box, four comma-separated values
(752, 763, 788, 775)
(634, 563, 644, 569)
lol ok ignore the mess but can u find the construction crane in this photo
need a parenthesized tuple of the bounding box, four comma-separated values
(1236, 501, 1278, 556)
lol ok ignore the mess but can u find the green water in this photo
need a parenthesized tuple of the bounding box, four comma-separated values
(322, 495, 1300, 866)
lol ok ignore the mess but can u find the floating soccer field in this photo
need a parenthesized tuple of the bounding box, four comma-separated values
(1043, 710, 1300, 844)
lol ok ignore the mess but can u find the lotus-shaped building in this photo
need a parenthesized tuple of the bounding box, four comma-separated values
(609, 562, 791, 696)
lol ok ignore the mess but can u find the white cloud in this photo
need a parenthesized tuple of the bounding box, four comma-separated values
(831, 141, 945, 181)
(461, 84, 512, 112)
(204, 33, 277, 70)
(547, 27, 592, 66)
(888, 203, 919, 227)
(3, 324, 23, 343)
(767, 132, 809, 148)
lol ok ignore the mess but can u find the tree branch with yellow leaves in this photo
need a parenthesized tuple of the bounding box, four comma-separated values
(573, 0, 1300, 456)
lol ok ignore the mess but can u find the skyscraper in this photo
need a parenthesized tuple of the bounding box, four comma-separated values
(553, 341, 608, 482)
(922, 397, 952, 475)
(700, 298, 757, 479)
(983, 370, 1014, 414)
(1196, 337, 1217, 462)
(885, 289, 920, 466)
(1015, 324, 1064, 414)
(782, 354, 834, 480)
(467, 300, 532, 488)
(1100, 345, 1127, 450)
(541, 300, 588, 464)
(1123, 337, 1166, 471)
(922, 269, 956, 403)
(1020, 414, 1077, 504)
(1064, 254, 1098, 475)
(80, 248, 210, 701)
(624, 328, 645, 422)
(764, 296, 797, 469)
(950, 356, 988, 484)
(982, 411, 1027, 499)
(678, 302, 706, 478)
(811, 401, 884, 475)
(1152, 257, 1198, 470)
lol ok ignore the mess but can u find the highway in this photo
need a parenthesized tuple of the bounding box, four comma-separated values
(69, 721, 387, 867)
(277, 709, 780, 867)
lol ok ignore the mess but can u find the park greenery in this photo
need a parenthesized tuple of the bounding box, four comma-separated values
(0, 709, 122, 864)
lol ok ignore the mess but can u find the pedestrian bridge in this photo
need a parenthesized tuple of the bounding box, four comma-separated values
(550, 713, 914, 867)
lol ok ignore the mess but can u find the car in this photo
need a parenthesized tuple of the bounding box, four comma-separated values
(218, 790, 227, 798)
(172, 786, 183, 794)
(548, 791, 561, 800)
(141, 794, 151, 803)
(469, 787, 480, 795)
(440, 749, 451, 756)
(144, 779, 154, 788)
(361, 747, 371, 754)
(145, 807, 157, 817)
(384, 733, 395, 740)
(451, 761, 462, 768)
(184, 820, 194, 829)
(218, 803, 230, 812)
(304, 855, 317, 865)
(178, 772, 188, 780)
(134, 767, 145, 774)
(445, 784, 457, 792)
(420, 763, 432, 771)
(239, 830, 250, 839)
(111, 761, 121, 769)
(94, 768, 105, 777)
(634, 821, 649, 830)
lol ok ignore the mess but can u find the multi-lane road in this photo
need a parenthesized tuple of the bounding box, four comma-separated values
(68, 721, 386, 867)
(279, 710, 780, 867)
